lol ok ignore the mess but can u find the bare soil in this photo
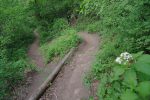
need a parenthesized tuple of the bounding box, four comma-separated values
(27, 30, 45, 68)
(40, 32, 100, 100)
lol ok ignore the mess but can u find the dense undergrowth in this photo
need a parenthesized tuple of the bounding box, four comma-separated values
(0, 0, 80, 99)
(78, 0, 150, 100)
(39, 18, 70, 44)
(0, 0, 35, 99)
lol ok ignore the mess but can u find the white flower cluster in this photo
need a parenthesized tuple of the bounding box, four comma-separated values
(115, 52, 133, 65)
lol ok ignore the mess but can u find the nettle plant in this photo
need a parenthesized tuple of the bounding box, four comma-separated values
(111, 52, 150, 100)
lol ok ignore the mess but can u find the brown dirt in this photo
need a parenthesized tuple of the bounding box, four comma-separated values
(27, 30, 45, 68)
(40, 32, 100, 100)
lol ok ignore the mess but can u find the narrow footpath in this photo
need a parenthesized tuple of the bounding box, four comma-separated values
(40, 32, 100, 100)
(28, 30, 45, 68)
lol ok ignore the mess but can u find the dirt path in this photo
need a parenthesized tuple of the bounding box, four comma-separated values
(14, 30, 58, 100)
(28, 30, 45, 68)
(25, 30, 60, 100)
(40, 32, 100, 100)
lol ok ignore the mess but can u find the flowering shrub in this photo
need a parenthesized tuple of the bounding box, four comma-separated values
(95, 52, 150, 100)
(115, 52, 133, 65)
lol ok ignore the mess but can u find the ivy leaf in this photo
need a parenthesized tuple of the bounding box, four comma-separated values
(123, 69, 137, 88)
(134, 55, 150, 76)
(121, 90, 138, 100)
(136, 81, 150, 97)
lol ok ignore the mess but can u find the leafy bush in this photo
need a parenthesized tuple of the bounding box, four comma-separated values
(40, 29, 80, 63)
(80, 0, 150, 53)
(51, 18, 69, 33)
(0, 1, 35, 60)
(86, 21, 101, 33)
(29, 0, 80, 23)
(0, 0, 80, 99)
(0, 0, 35, 99)
(0, 59, 31, 99)
(79, 0, 150, 99)
(75, 17, 101, 33)
(95, 52, 150, 100)
(39, 18, 69, 44)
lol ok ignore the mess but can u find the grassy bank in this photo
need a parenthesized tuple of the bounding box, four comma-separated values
(40, 29, 80, 63)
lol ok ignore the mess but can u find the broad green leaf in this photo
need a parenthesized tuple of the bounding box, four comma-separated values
(137, 55, 150, 63)
(113, 66, 125, 76)
(136, 81, 150, 97)
(121, 90, 138, 100)
(137, 72, 150, 82)
(135, 62, 150, 76)
(124, 69, 137, 88)
(132, 51, 143, 59)
(113, 66, 125, 80)
(134, 54, 150, 76)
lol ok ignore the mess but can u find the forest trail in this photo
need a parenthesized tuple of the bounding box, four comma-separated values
(40, 32, 100, 100)
(28, 30, 45, 68)
(25, 30, 59, 100)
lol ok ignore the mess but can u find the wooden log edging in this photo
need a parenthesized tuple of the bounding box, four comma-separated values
(28, 48, 76, 100)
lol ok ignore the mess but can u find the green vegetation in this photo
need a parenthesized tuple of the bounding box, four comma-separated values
(78, 0, 150, 100)
(0, 0, 35, 99)
(0, 0, 80, 99)
(40, 29, 80, 63)
(1, 0, 149, 99)
(39, 18, 69, 44)
(29, 0, 79, 23)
